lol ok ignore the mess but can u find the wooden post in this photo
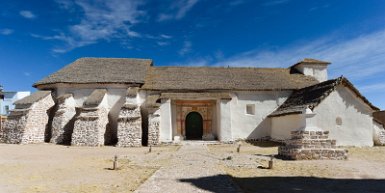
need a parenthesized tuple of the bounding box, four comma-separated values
(268, 155, 273, 169)
(236, 142, 241, 153)
(113, 155, 118, 170)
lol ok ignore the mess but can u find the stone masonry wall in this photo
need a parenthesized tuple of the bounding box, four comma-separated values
(50, 95, 76, 144)
(148, 108, 160, 146)
(117, 104, 142, 147)
(374, 129, 385, 146)
(71, 107, 109, 146)
(2, 110, 29, 144)
(278, 130, 348, 160)
(2, 94, 54, 144)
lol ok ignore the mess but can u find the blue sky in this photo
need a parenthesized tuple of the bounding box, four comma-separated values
(1, 0, 385, 109)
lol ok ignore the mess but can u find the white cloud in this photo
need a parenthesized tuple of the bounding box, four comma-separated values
(0, 28, 14, 35)
(262, 0, 290, 6)
(173, 28, 385, 108)
(34, 0, 145, 53)
(157, 0, 199, 22)
(19, 10, 36, 19)
(209, 29, 385, 83)
(229, 0, 245, 6)
(157, 13, 173, 22)
(157, 41, 170, 46)
(359, 83, 385, 93)
(179, 41, 192, 56)
(160, 34, 172, 39)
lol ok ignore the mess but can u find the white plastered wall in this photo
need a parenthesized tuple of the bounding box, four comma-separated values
(313, 85, 374, 146)
(217, 99, 232, 141)
(159, 99, 172, 142)
(270, 114, 305, 141)
(55, 85, 145, 138)
(297, 65, 328, 82)
(229, 91, 291, 140)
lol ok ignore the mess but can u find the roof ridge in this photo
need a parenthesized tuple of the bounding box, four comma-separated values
(269, 76, 379, 117)
(151, 66, 288, 70)
(77, 57, 152, 60)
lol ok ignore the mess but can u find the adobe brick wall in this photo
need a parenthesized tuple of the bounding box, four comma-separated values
(278, 130, 348, 160)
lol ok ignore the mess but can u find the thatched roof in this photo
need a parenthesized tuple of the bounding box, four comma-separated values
(373, 111, 385, 127)
(291, 58, 331, 69)
(34, 58, 153, 87)
(160, 92, 231, 100)
(14, 91, 51, 109)
(269, 77, 379, 117)
(83, 89, 107, 108)
(141, 67, 318, 91)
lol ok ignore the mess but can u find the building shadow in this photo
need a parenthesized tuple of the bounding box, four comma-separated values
(179, 174, 385, 193)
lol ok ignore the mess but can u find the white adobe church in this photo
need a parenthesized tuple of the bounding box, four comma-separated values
(1, 58, 384, 159)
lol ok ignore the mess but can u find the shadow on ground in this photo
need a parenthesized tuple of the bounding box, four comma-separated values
(245, 141, 282, 147)
(179, 174, 385, 193)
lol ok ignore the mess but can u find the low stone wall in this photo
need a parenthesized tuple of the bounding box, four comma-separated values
(278, 130, 347, 160)
(2, 94, 54, 144)
(148, 107, 160, 146)
(117, 104, 142, 147)
(71, 107, 109, 146)
(50, 95, 76, 144)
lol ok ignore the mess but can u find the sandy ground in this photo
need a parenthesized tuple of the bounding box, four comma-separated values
(1, 142, 385, 193)
(208, 142, 385, 193)
(0, 144, 179, 193)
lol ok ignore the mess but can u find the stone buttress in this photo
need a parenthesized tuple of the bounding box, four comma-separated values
(50, 94, 76, 144)
(278, 108, 347, 160)
(71, 89, 109, 146)
(2, 91, 54, 144)
(278, 130, 348, 160)
(145, 95, 161, 146)
(117, 87, 142, 147)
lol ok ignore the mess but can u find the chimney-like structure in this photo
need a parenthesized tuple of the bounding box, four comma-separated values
(290, 58, 331, 82)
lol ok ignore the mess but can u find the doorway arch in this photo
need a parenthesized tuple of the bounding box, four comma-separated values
(185, 112, 203, 140)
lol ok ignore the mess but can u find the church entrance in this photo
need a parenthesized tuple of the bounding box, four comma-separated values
(185, 112, 203, 140)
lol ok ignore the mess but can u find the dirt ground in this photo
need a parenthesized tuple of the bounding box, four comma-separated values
(0, 144, 179, 193)
(1, 142, 385, 193)
(208, 142, 385, 193)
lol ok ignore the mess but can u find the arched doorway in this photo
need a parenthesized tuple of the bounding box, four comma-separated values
(185, 112, 203, 140)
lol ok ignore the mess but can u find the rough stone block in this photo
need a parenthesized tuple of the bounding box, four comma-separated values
(279, 130, 347, 160)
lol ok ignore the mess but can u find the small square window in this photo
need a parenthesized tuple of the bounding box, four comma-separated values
(246, 104, 255, 115)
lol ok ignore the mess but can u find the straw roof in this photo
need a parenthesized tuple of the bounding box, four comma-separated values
(34, 58, 153, 87)
(160, 92, 231, 100)
(373, 111, 385, 127)
(14, 91, 51, 109)
(290, 58, 331, 69)
(269, 77, 379, 117)
(141, 66, 318, 91)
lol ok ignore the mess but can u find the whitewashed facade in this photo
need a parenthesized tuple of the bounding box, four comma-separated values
(1, 57, 382, 150)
